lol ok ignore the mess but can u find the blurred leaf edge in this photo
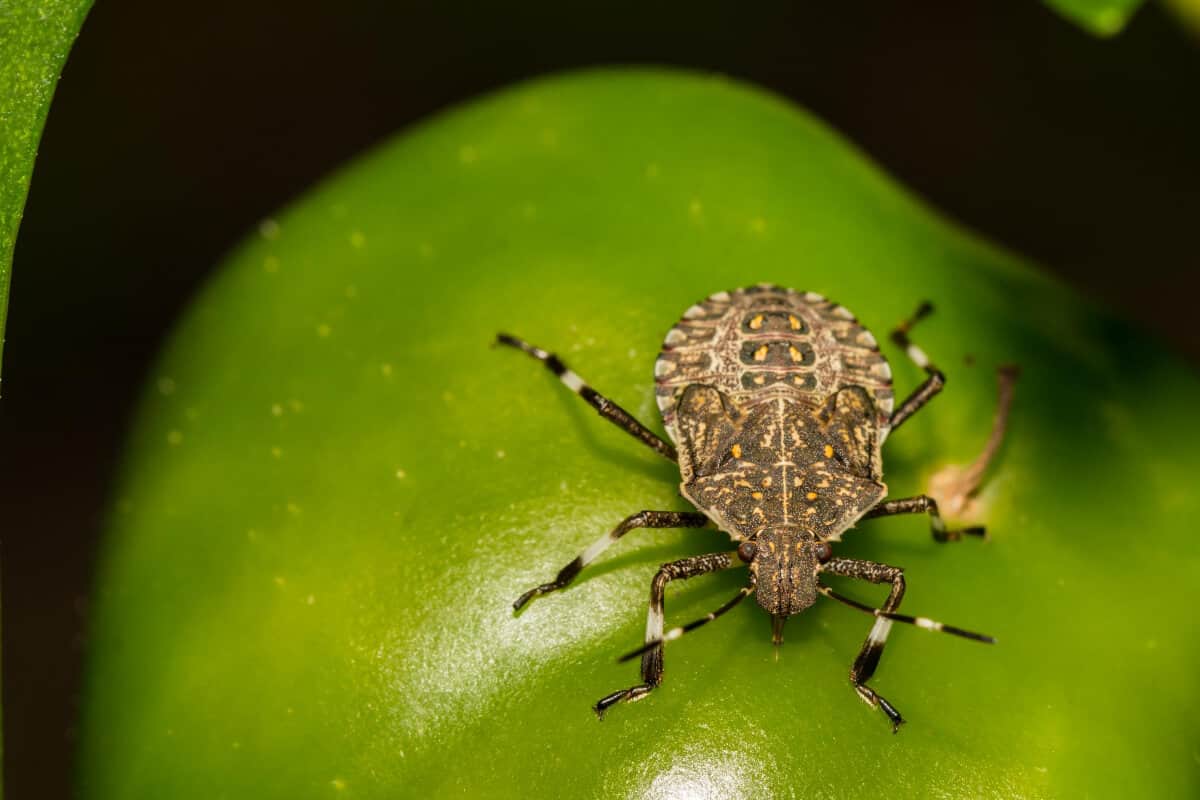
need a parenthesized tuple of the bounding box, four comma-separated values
(0, 0, 95, 389)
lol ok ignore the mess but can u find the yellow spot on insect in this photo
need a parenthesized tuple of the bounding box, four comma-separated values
(761, 476, 773, 487)
(789, 345, 802, 362)
(824, 444, 834, 458)
(753, 374, 766, 385)
(754, 344, 769, 361)
(789, 314, 801, 330)
(751, 491, 764, 500)
(749, 314, 764, 330)
(806, 491, 819, 501)
(731, 443, 743, 458)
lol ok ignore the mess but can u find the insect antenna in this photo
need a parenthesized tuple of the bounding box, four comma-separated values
(817, 585, 996, 644)
(618, 586, 755, 662)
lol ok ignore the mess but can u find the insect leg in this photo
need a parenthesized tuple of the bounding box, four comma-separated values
(862, 495, 985, 543)
(594, 551, 736, 719)
(496, 333, 678, 462)
(820, 557, 908, 732)
(617, 584, 754, 662)
(887, 302, 945, 433)
(513, 510, 710, 610)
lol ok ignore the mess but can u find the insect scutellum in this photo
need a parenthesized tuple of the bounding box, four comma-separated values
(499, 284, 1006, 732)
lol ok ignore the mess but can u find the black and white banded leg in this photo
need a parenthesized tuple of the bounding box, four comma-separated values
(496, 333, 678, 462)
(888, 301, 945, 433)
(820, 557, 908, 731)
(513, 510, 710, 610)
(820, 557, 996, 732)
(863, 495, 985, 543)
(594, 551, 737, 718)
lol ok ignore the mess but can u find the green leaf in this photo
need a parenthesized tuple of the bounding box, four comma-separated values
(1043, 0, 1145, 36)
(0, 0, 93, 386)
(79, 69, 1200, 799)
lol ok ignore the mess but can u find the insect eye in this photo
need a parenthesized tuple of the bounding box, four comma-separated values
(737, 541, 758, 562)
(814, 542, 832, 563)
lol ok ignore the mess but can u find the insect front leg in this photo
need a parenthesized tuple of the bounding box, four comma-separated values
(887, 302, 945, 433)
(594, 551, 735, 719)
(513, 511, 710, 610)
(820, 557, 908, 732)
(496, 333, 678, 462)
(862, 495, 985, 543)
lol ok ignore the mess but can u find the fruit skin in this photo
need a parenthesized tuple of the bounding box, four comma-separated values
(79, 68, 1200, 799)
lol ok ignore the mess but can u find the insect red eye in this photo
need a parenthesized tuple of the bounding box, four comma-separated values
(815, 542, 832, 563)
(737, 541, 758, 562)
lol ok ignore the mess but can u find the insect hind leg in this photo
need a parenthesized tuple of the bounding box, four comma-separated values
(887, 302, 945, 433)
(594, 552, 735, 719)
(496, 333, 678, 462)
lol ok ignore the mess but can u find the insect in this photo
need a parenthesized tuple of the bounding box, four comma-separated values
(499, 284, 999, 731)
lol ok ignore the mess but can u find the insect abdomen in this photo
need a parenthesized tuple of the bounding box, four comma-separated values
(654, 285, 894, 444)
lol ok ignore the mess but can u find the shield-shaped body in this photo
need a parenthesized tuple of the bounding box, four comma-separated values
(654, 285, 895, 575)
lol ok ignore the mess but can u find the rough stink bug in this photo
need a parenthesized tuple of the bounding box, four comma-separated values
(499, 284, 1001, 731)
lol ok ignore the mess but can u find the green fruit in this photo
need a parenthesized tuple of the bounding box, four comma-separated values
(79, 68, 1200, 798)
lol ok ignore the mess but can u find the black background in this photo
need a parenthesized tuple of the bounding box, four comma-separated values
(3, 2, 1198, 797)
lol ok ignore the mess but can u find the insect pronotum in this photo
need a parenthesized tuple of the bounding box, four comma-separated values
(499, 284, 1004, 731)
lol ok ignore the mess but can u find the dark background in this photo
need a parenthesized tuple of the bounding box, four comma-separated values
(3, 1, 1198, 796)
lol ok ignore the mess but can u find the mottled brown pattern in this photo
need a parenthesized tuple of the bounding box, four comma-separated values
(679, 388, 886, 534)
(659, 286, 892, 618)
(655, 285, 895, 445)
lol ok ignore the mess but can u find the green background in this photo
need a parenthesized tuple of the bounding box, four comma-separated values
(79, 69, 1200, 798)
